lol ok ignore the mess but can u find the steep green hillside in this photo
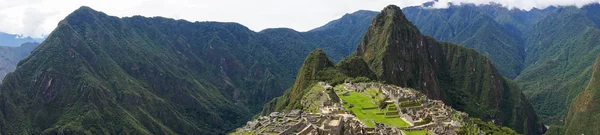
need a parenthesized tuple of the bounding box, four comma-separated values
(267, 5, 545, 135)
(0, 6, 380, 134)
(563, 55, 600, 135)
(515, 6, 600, 122)
(262, 49, 346, 113)
(0, 6, 292, 134)
(0, 42, 39, 81)
(399, 3, 600, 125)
(403, 5, 527, 79)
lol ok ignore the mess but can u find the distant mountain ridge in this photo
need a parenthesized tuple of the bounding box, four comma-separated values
(0, 32, 44, 47)
(0, 42, 39, 82)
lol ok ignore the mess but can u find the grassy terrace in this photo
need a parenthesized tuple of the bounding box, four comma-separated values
(404, 130, 429, 135)
(335, 86, 409, 128)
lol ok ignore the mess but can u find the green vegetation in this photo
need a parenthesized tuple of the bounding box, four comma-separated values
(399, 100, 421, 108)
(336, 55, 377, 79)
(353, 5, 544, 135)
(337, 91, 409, 128)
(264, 49, 343, 113)
(0, 4, 379, 134)
(403, 130, 429, 135)
(515, 5, 600, 124)
(403, 3, 600, 127)
(9, 2, 599, 134)
(403, 5, 527, 79)
(563, 55, 600, 135)
(265, 5, 545, 135)
(458, 118, 519, 135)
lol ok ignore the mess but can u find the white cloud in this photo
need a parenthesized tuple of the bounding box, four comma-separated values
(430, 0, 600, 10)
(0, 0, 598, 38)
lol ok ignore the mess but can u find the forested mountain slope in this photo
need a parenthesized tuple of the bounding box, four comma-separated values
(0, 6, 378, 134)
(562, 55, 600, 135)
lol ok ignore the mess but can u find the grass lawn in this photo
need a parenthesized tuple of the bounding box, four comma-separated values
(403, 130, 429, 135)
(337, 91, 409, 128)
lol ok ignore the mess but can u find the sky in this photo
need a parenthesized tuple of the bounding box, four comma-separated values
(0, 0, 599, 38)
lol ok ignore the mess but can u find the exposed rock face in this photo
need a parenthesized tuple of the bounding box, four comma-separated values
(355, 5, 545, 135)
(564, 55, 600, 135)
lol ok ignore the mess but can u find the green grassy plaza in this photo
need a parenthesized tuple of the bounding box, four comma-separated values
(334, 85, 409, 128)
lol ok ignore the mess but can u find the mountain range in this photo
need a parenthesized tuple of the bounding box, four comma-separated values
(0, 6, 376, 134)
(0, 32, 44, 47)
(0, 2, 599, 135)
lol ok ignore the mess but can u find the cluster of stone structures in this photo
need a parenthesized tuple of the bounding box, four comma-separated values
(237, 82, 377, 135)
(344, 82, 467, 135)
(234, 82, 468, 135)
(239, 110, 379, 134)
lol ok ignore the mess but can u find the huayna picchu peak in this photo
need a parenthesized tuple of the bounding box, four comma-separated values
(256, 5, 545, 135)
